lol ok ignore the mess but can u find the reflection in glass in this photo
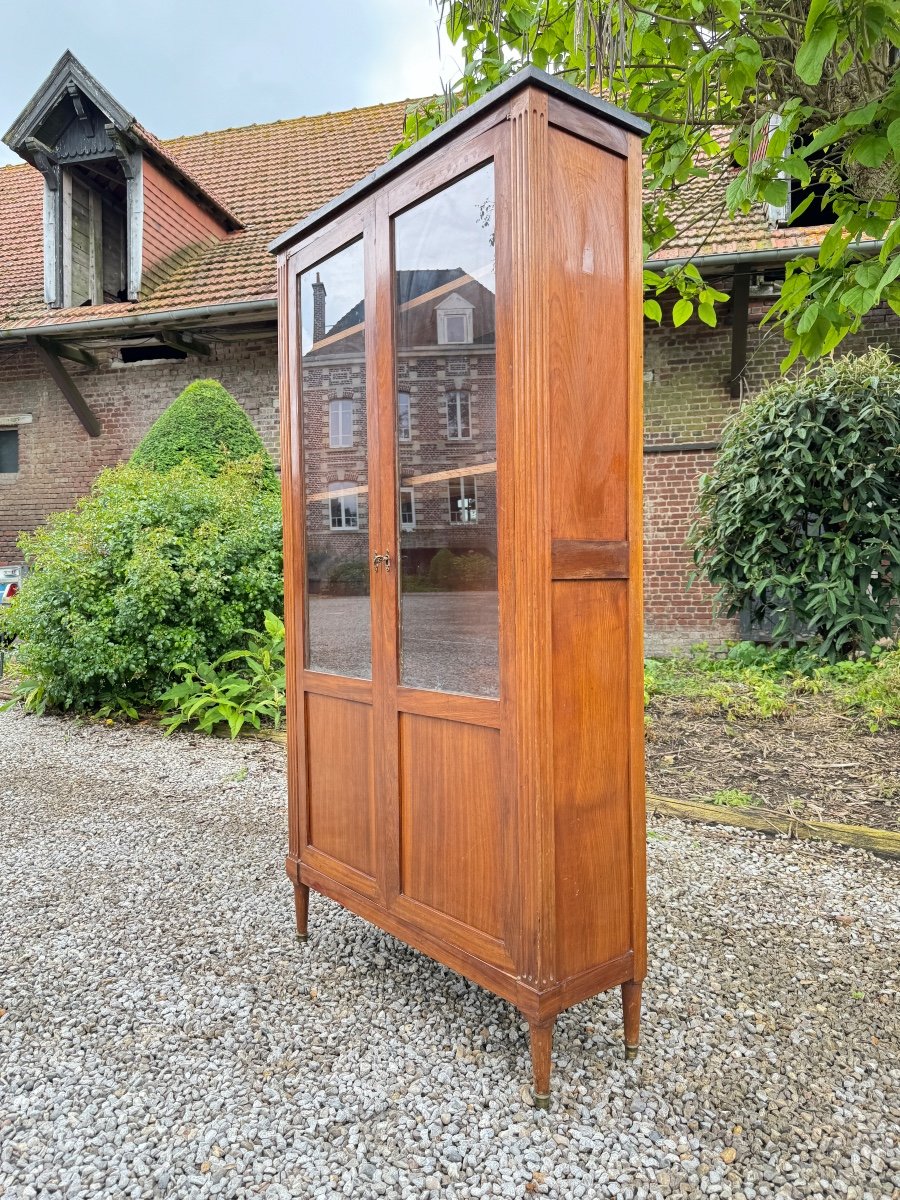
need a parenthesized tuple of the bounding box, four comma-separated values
(300, 239, 371, 678)
(394, 164, 498, 698)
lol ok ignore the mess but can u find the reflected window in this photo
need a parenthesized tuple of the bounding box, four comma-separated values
(398, 391, 411, 442)
(400, 487, 416, 530)
(329, 481, 360, 530)
(329, 399, 354, 448)
(437, 293, 474, 345)
(446, 390, 471, 440)
(449, 475, 478, 524)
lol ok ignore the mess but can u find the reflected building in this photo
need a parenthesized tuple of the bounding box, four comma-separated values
(302, 266, 496, 588)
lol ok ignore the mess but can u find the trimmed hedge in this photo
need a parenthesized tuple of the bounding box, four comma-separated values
(131, 378, 277, 485)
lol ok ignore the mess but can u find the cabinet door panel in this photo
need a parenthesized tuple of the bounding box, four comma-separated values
(398, 713, 506, 941)
(306, 692, 375, 880)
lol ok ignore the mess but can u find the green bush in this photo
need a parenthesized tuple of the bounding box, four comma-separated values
(131, 379, 278, 486)
(690, 349, 900, 659)
(427, 548, 497, 590)
(328, 559, 369, 594)
(6, 457, 283, 712)
(159, 611, 285, 738)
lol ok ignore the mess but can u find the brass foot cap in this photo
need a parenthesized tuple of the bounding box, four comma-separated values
(624, 1044, 638, 1060)
(533, 1092, 551, 1110)
(296, 933, 309, 943)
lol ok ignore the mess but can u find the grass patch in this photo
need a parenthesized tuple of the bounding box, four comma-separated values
(645, 641, 900, 729)
(706, 788, 756, 808)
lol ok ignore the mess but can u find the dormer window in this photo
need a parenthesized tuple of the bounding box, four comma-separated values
(4, 51, 240, 312)
(436, 292, 474, 345)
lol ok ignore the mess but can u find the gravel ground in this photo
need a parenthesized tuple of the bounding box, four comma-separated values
(0, 708, 897, 1200)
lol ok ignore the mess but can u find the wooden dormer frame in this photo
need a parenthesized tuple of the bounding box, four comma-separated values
(4, 50, 239, 310)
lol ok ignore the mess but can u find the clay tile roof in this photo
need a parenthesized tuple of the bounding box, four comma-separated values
(0, 103, 833, 332)
(647, 129, 830, 264)
(0, 97, 413, 332)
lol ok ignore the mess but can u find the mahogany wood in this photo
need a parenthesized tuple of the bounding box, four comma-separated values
(546, 95, 629, 158)
(529, 1021, 554, 1108)
(551, 539, 630, 580)
(622, 980, 642, 1057)
(276, 76, 647, 1105)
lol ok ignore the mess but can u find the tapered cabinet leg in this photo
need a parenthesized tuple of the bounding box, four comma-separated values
(529, 1019, 555, 1109)
(293, 881, 310, 943)
(622, 980, 642, 1059)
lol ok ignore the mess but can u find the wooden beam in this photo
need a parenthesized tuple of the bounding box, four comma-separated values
(30, 339, 102, 437)
(34, 336, 97, 368)
(159, 330, 211, 357)
(729, 267, 751, 399)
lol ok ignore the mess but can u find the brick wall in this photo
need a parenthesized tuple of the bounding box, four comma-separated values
(0, 335, 278, 560)
(3, 302, 899, 653)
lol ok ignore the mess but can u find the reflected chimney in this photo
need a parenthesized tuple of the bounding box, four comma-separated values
(312, 272, 326, 343)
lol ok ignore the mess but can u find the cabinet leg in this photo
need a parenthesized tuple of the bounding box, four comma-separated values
(293, 881, 310, 943)
(529, 1019, 555, 1109)
(622, 980, 642, 1059)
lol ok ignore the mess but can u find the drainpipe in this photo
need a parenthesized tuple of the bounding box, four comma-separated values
(647, 241, 884, 273)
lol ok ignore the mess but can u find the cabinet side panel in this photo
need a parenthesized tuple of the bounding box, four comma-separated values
(552, 582, 632, 980)
(548, 128, 627, 543)
(306, 693, 375, 878)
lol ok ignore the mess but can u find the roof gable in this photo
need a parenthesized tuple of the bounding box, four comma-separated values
(3, 50, 240, 232)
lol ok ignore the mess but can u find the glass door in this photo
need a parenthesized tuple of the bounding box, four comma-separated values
(393, 163, 498, 699)
(298, 237, 372, 680)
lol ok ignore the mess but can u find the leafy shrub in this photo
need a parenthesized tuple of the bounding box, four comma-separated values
(159, 611, 285, 738)
(427, 548, 497, 590)
(328, 559, 369, 594)
(6, 458, 283, 712)
(131, 379, 278, 487)
(644, 640, 900, 729)
(690, 349, 900, 659)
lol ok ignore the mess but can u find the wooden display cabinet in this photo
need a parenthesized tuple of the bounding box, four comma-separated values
(271, 68, 648, 1105)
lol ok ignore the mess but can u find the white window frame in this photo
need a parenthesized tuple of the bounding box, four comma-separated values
(329, 399, 354, 448)
(329, 481, 359, 530)
(448, 475, 477, 524)
(398, 391, 411, 442)
(399, 486, 416, 530)
(436, 292, 474, 345)
(446, 390, 471, 440)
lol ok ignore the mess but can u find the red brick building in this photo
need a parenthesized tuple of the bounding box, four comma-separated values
(2, 52, 897, 652)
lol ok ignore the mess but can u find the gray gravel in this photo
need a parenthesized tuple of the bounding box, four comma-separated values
(1, 707, 898, 1200)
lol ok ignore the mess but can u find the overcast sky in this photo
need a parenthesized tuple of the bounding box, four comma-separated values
(0, 0, 457, 166)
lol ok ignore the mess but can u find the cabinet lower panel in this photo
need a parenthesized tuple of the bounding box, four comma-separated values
(293, 856, 635, 1021)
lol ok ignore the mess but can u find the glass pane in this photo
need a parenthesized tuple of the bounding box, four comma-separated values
(300, 239, 371, 678)
(394, 164, 498, 698)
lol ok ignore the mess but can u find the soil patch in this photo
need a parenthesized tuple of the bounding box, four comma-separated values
(646, 694, 900, 832)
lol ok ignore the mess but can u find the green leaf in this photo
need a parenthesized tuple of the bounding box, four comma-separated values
(851, 134, 890, 169)
(643, 299, 663, 323)
(698, 302, 717, 327)
(795, 19, 838, 86)
(887, 119, 900, 157)
(672, 298, 694, 327)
